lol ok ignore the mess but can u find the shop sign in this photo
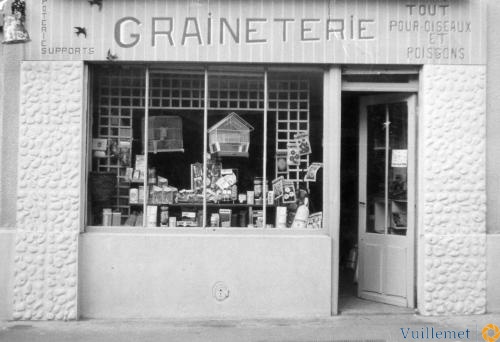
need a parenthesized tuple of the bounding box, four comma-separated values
(27, 0, 486, 64)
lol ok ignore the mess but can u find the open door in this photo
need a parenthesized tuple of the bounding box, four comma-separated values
(358, 94, 416, 307)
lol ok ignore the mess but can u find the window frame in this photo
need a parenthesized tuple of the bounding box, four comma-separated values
(85, 63, 328, 234)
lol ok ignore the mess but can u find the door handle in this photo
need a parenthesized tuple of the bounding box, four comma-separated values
(359, 201, 366, 205)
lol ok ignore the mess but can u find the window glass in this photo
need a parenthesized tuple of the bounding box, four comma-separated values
(206, 71, 265, 228)
(365, 102, 408, 235)
(268, 73, 323, 229)
(388, 102, 408, 236)
(144, 70, 205, 228)
(366, 104, 387, 234)
(88, 65, 145, 227)
(88, 65, 324, 230)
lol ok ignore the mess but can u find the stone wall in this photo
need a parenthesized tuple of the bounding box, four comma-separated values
(12, 61, 83, 320)
(419, 65, 487, 315)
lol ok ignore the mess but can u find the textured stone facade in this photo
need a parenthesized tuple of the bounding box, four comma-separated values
(13, 61, 83, 320)
(9, 62, 487, 319)
(419, 65, 486, 315)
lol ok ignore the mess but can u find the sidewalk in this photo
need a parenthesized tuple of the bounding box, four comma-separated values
(1, 313, 499, 342)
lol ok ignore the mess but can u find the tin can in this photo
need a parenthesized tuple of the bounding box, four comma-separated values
(254, 177, 263, 204)
(238, 212, 247, 227)
(102, 208, 112, 226)
(160, 206, 169, 227)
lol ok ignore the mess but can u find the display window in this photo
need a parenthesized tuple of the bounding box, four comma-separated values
(87, 64, 324, 229)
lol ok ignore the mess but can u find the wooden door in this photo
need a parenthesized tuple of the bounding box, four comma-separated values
(358, 94, 416, 307)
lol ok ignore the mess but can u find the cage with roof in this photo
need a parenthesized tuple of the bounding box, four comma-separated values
(208, 112, 254, 157)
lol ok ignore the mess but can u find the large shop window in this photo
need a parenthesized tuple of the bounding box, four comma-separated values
(87, 65, 324, 230)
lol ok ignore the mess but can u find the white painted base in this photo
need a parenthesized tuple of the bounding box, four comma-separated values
(0, 229, 14, 320)
(79, 233, 332, 319)
(487, 234, 500, 312)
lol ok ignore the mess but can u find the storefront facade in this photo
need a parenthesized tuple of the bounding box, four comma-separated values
(0, 0, 497, 320)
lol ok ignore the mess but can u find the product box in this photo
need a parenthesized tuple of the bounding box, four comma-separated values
(247, 190, 255, 205)
(102, 208, 112, 226)
(92, 138, 107, 151)
(135, 155, 145, 174)
(238, 193, 247, 204)
(276, 206, 287, 228)
(307, 212, 323, 229)
(219, 209, 232, 227)
(125, 167, 134, 181)
(129, 188, 139, 204)
(112, 211, 121, 226)
(210, 213, 220, 227)
(253, 210, 263, 227)
(181, 211, 197, 222)
(138, 186, 144, 203)
(147, 205, 158, 227)
(135, 214, 143, 226)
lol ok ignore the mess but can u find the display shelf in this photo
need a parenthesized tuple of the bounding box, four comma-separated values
(129, 202, 277, 207)
(148, 149, 185, 153)
(127, 179, 145, 183)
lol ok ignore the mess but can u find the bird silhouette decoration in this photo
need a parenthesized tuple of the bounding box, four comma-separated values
(88, 0, 102, 11)
(74, 27, 87, 38)
(107, 49, 118, 61)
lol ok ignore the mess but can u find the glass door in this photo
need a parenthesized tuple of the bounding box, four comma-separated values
(358, 94, 416, 307)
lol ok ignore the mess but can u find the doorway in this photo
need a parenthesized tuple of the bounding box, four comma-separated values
(338, 92, 416, 314)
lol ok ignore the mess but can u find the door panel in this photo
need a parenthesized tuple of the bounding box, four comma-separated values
(384, 245, 407, 297)
(358, 94, 416, 308)
(361, 242, 382, 293)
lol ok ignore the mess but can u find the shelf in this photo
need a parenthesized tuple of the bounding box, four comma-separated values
(148, 149, 185, 153)
(129, 202, 277, 207)
(128, 179, 145, 183)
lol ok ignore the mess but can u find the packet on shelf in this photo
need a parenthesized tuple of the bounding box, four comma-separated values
(177, 189, 203, 203)
(150, 185, 178, 204)
(158, 176, 168, 187)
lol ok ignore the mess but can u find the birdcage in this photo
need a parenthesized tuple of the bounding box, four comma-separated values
(144, 116, 184, 153)
(208, 112, 254, 157)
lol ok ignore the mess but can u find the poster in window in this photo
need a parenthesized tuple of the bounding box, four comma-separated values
(287, 142, 300, 166)
(391, 149, 407, 168)
(294, 132, 312, 155)
(282, 180, 296, 204)
(276, 151, 288, 172)
(272, 176, 284, 199)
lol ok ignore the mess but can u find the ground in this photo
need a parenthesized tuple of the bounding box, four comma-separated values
(1, 313, 499, 342)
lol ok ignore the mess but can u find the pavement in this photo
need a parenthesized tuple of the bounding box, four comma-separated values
(1, 313, 500, 342)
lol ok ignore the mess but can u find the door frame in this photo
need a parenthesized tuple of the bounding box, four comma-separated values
(332, 66, 419, 315)
(357, 94, 416, 308)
